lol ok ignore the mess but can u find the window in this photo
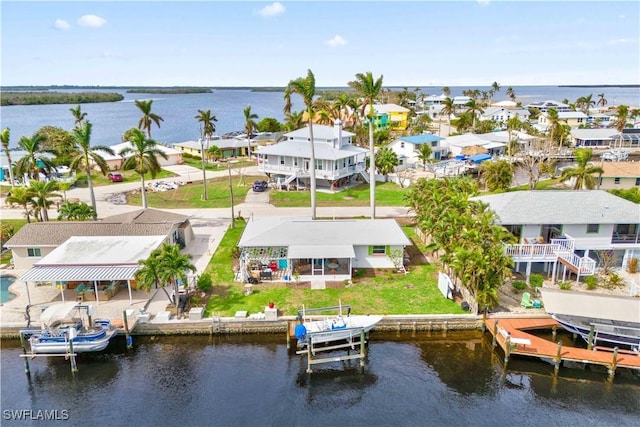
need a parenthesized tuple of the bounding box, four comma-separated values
(586, 224, 599, 234)
(400, 142, 405, 148)
(371, 245, 386, 255)
(614, 177, 621, 184)
(279, 156, 285, 165)
(635, 178, 640, 187)
(27, 248, 41, 257)
(293, 158, 298, 167)
(315, 159, 323, 170)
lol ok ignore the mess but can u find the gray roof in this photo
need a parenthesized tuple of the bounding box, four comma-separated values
(570, 128, 618, 140)
(284, 124, 355, 140)
(104, 208, 189, 224)
(238, 218, 411, 247)
(256, 139, 367, 160)
(541, 288, 640, 324)
(472, 190, 640, 225)
(20, 265, 141, 282)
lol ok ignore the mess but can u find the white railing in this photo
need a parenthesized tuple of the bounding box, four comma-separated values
(504, 236, 596, 275)
(259, 163, 365, 180)
(559, 251, 597, 275)
(550, 237, 574, 253)
(504, 243, 558, 259)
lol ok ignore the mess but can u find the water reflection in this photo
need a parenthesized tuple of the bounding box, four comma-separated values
(296, 365, 378, 409)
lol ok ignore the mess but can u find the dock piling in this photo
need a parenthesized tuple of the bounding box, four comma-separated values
(19, 332, 30, 375)
(587, 325, 595, 350)
(554, 341, 562, 376)
(608, 347, 618, 380)
(123, 310, 133, 349)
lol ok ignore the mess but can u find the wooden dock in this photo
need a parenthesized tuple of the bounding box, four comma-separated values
(485, 316, 640, 379)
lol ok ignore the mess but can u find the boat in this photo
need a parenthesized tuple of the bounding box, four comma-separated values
(540, 288, 640, 352)
(294, 303, 382, 348)
(21, 302, 119, 354)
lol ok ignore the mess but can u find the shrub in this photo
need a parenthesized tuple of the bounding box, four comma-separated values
(628, 257, 638, 274)
(529, 274, 544, 289)
(584, 276, 598, 290)
(558, 281, 572, 290)
(353, 269, 366, 279)
(606, 273, 623, 289)
(512, 280, 527, 291)
(197, 273, 212, 292)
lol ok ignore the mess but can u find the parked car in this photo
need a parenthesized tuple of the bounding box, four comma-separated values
(252, 180, 268, 192)
(108, 172, 123, 182)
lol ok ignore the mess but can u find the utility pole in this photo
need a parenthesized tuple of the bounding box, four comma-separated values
(228, 159, 235, 228)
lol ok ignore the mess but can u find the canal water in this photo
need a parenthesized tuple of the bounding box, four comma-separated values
(1, 331, 638, 426)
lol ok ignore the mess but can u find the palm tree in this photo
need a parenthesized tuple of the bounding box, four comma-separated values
(506, 116, 523, 158)
(207, 145, 223, 162)
(348, 71, 384, 219)
(506, 87, 516, 102)
(15, 134, 56, 180)
(194, 109, 217, 141)
(374, 147, 398, 181)
(559, 148, 604, 190)
(491, 81, 500, 100)
(57, 201, 96, 221)
(416, 143, 433, 170)
(440, 97, 455, 136)
(57, 180, 73, 203)
(135, 247, 165, 294)
(69, 121, 115, 220)
(479, 160, 514, 191)
(442, 86, 451, 97)
(546, 108, 561, 147)
(69, 105, 87, 127)
(1, 128, 15, 187)
(5, 186, 36, 223)
(332, 93, 359, 126)
(284, 111, 305, 131)
(243, 105, 259, 160)
(28, 179, 61, 222)
(157, 243, 196, 317)
(597, 93, 607, 108)
(135, 99, 164, 138)
(613, 105, 629, 149)
(284, 69, 319, 219)
(464, 98, 484, 129)
(120, 128, 168, 209)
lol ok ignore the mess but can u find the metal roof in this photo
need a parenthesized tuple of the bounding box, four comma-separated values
(20, 265, 141, 282)
(256, 139, 367, 161)
(288, 244, 356, 259)
(284, 124, 355, 140)
(397, 134, 444, 144)
(541, 288, 640, 324)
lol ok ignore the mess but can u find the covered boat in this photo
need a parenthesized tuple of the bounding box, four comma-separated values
(540, 288, 640, 351)
(22, 302, 118, 354)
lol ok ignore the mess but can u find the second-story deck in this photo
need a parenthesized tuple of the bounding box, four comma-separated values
(258, 162, 366, 181)
(504, 236, 597, 276)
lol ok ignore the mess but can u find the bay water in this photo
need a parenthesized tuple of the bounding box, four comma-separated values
(1, 331, 639, 426)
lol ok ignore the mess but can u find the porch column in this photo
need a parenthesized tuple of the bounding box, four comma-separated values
(525, 262, 532, 284)
(127, 279, 133, 304)
(94, 281, 99, 304)
(551, 261, 557, 283)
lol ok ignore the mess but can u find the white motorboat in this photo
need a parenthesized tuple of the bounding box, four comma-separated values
(22, 302, 119, 354)
(294, 304, 382, 348)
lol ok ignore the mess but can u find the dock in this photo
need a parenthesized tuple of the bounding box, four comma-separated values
(485, 316, 640, 380)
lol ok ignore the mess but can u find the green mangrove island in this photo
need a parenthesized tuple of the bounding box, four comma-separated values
(1, 91, 124, 106)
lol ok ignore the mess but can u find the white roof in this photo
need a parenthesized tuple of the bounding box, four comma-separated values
(35, 235, 166, 266)
(372, 104, 410, 113)
(571, 128, 618, 140)
(491, 100, 517, 107)
(95, 141, 180, 161)
(473, 190, 640, 225)
(284, 124, 355, 140)
(556, 111, 588, 119)
(20, 265, 142, 282)
(239, 218, 410, 247)
(288, 244, 356, 259)
(257, 139, 367, 161)
(541, 288, 640, 324)
(174, 139, 251, 150)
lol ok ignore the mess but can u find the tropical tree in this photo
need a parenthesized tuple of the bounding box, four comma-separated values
(559, 148, 604, 190)
(597, 93, 607, 108)
(451, 111, 474, 133)
(545, 108, 562, 147)
(284, 111, 305, 131)
(207, 145, 223, 162)
(28, 179, 61, 222)
(5, 186, 36, 223)
(576, 94, 595, 115)
(243, 105, 259, 160)
(120, 128, 168, 209)
(490, 81, 500, 102)
(416, 143, 433, 170)
(135, 99, 164, 138)
(257, 117, 283, 132)
(157, 243, 197, 317)
(348, 71, 384, 219)
(1, 128, 15, 187)
(57, 180, 73, 203)
(332, 93, 359, 126)
(442, 86, 451, 97)
(440, 97, 455, 136)
(506, 116, 523, 158)
(479, 160, 514, 191)
(15, 134, 56, 180)
(465, 98, 484, 129)
(374, 147, 398, 180)
(36, 126, 76, 166)
(69, 104, 87, 127)
(69, 121, 114, 219)
(613, 105, 629, 149)
(506, 87, 516, 102)
(194, 109, 217, 141)
(57, 201, 96, 221)
(284, 69, 319, 219)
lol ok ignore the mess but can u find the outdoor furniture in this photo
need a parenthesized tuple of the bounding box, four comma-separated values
(520, 292, 534, 309)
(269, 261, 278, 272)
(260, 269, 273, 280)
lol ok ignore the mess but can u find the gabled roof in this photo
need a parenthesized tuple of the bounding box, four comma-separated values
(397, 134, 444, 144)
(284, 124, 355, 140)
(104, 208, 189, 224)
(472, 190, 640, 225)
(256, 139, 367, 160)
(95, 141, 180, 161)
(571, 128, 618, 140)
(238, 218, 411, 247)
(599, 162, 640, 178)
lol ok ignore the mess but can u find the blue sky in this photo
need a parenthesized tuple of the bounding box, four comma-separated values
(2, 1, 638, 87)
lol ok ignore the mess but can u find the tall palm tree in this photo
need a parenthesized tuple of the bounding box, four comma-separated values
(546, 108, 561, 147)
(348, 71, 384, 219)
(284, 69, 319, 219)
(613, 105, 629, 149)
(28, 179, 61, 222)
(135, 247, 165, 294)
(1, 128, 15, 187)
(284, 111, 305, 131)
(69, 121, 114, 220)
(374, 147, 398, 181)
(597, 93, 607, 108)
(15, 134, 56, 180)
(135, 99, 164, 138)
(491, 81, 500, 100)
(416, 143, 433, 170)
(442, 86, 451, 97)
(506, 87, 516, 102)
(440, 97, 455, 136)
(332, 93, 359, 126)
(5, 186, 36, 223)
(506, 116, 523, 158)
(120, 128, 168, 209)
(559, 148, 604, 190)
(465, 98, 484, 130)
(194, 109, 217, 141)
(243, 105, 259, 160)
(157, 243, 196, 317)
(69, 104, 87, 127)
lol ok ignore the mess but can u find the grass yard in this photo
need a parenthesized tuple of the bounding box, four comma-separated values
(203, 218, 464, 317)
(1, 219, 28, 265)
(270, 182, 409, 207)
(74, 168, 178, 188)
(182, 156, 255, 172)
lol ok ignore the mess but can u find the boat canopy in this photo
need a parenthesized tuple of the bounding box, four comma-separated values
(39, 302, 83, 327)
(540, 288, 640, 324)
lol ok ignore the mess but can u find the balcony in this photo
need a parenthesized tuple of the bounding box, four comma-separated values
(611, 233, 639, 245)
(258, 163, 366, 180)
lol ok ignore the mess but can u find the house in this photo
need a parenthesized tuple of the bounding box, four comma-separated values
(95, 141, 183, 171)
(595, 162, 640, 190)
(371, 104, 411, 130)
(441, 132, 508, 158)
(387, 134, 447, 170)
(256, 121, 368, 191)
(473, 191, 640, 283)
(237, 217, 411, 283)
(480, 107, 531, 125)
(172, 137, 252, 159)
(538, 111, 588, 128)
(5, 208, 195, 270)
(571, 128, 640, 149)
(524, 100, 571, 113)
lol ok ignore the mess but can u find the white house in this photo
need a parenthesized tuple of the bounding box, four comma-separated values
(442, 132, 508, 158)
(480, 107, 531, 125)
(237, 217, 411, 283)
(256, 121, 368, 191)
(473, 191, 640, 284)
(525, 100, 571, 112)
(95, 141, 183, 171)
(387, 134, 447, 170)
(538, 111, 588, 129)
(571, 128, 640, 149)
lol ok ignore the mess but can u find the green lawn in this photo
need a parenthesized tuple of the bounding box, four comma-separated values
(181, 157, 255, 172)
(74, 169, 178, 188)
(270, 182, 409, 207)
(203, 219, 464, 317)
(1, 219, 28, 265)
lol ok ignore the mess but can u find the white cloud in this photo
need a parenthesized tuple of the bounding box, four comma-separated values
(607, 38, 635, 46)
(77, 14, 107, 28)
(258, 2, 285, 17)
(619, 14, 625, 19)
(326, 35, 347, 48)
(54, 19, 70, 30)
(477, 0, 490, 6)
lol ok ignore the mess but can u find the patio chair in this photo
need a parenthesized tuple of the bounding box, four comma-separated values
(520, 292, 534, 309)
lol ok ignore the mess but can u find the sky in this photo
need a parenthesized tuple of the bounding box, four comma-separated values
(1, 1, 639, 87)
